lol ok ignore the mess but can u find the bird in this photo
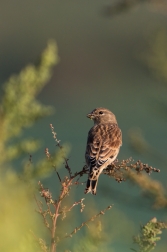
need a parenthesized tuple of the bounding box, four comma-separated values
(85, 107, 122, 195)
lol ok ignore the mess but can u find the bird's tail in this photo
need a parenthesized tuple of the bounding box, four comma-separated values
(84, 178, 98, 195)
(84, 166, 100, 195)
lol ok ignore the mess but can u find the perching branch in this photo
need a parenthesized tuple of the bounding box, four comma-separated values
(34, 124, 162, 252)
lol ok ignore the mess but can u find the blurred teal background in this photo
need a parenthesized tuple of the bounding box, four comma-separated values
(0, 0, 167, 251)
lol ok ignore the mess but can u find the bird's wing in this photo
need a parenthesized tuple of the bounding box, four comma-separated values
(85, 123, 122, 166)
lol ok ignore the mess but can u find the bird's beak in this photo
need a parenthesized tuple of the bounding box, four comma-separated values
(87, 113, 93, 119)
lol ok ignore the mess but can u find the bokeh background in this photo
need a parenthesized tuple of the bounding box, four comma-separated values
(0, 0, 167, 251)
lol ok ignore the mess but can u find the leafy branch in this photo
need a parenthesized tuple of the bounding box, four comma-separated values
(132, 217, 167, 252)
(0, 40, 59, 166)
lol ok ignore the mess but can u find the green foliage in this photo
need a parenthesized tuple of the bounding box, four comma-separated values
(0, 38, 166, 252)
(0, 40, 59, 166)
(0, 170, 44, 252)
(0, 41, 70, 252)
(132, 217, 167, 252)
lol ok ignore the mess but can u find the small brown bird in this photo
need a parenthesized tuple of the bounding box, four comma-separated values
(85, 107, 122, 195)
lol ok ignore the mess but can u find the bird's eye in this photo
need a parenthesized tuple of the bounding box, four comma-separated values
(99, 111, 103, 115)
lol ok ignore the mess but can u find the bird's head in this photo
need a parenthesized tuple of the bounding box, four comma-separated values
(87, 107, 117, 125)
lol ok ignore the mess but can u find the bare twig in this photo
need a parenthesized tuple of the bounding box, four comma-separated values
(30, 230, 49, 252)
(103, 158, 160, 182)
(34, 193, 52, 232)
(45, 147, 61, 182)
(34, 125, 161, 252)
(50, 124, 72, 178)
(64, 205, 112, 239)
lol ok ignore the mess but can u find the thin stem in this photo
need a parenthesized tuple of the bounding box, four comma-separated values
(50, 179, 69, 252)
(65, 205, 112, 239)
(53, 165, 61, 182)
(50, 201, 61, 252)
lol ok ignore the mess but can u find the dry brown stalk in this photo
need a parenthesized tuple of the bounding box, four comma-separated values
(33, 124, 161, 252)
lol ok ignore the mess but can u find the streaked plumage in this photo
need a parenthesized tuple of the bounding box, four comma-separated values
(85, 107, 122, 195)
